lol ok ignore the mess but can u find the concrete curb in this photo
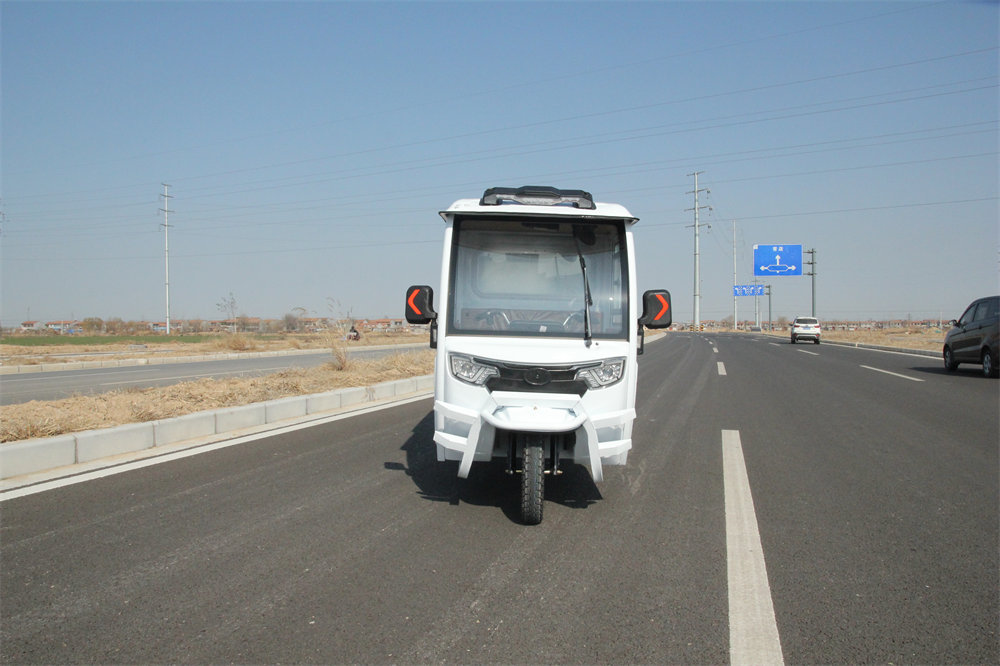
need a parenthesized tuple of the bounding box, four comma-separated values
(0, 374, 435, 481)
(0, 342, 427, 375)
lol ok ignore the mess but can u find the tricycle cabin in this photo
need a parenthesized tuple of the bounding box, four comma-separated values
(405, 186, 670, 524)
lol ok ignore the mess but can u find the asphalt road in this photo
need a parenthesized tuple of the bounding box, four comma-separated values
(0, 346, 420, 405)
(1, 333, 996, 664)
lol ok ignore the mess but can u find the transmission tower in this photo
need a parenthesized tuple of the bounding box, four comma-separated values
(686, 172, 711, 330)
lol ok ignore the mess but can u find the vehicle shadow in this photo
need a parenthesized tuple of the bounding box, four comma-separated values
(911, 364, 990, 378)
(388, 410, 603, 522)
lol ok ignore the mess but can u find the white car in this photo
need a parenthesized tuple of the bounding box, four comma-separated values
(791, 316, 821, 344)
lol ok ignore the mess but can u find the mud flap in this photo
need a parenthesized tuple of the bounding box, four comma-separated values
(457, 417, 481, 478)
(581, 419, 604, 483)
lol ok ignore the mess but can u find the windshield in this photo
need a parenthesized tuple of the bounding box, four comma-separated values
(447, 216, 628, 339)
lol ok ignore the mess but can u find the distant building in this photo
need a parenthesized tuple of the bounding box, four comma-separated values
(45, 320, 80, 334)
(360, 318, 404, 332)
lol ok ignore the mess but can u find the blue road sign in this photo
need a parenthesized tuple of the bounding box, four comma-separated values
(734, 284, 765, 296)
(753, 244, 802, 276)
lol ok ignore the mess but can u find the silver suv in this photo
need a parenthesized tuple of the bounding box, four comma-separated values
(790, 316, 821, 344)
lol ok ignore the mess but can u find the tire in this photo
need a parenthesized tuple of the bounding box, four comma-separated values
(520, 440, 545, 525)
(790, 336, 796, 344)
(982, 348, 998, 378)
(814, 338, 820, 345)
(944, 346, 958, 372)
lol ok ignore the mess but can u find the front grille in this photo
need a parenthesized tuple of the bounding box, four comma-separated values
(483, 360, 592, 396)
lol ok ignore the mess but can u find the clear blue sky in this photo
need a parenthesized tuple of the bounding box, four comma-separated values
(2, 0, 997, 326)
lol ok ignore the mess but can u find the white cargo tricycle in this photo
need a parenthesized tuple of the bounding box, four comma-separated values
(406, 186, 671, 524)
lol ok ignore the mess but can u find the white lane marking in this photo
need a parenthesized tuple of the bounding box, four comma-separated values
(0, 394, 429, 500)
(860, 365, 924, 382)
(718, 362, 727, 375)
(796, 349, 819, 356)
(713, 347, 719, 354)
(722, 430, 784, 666)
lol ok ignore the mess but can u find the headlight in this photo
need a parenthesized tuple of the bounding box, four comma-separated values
(449, 354, 499, 386)
(575, 357, 626, 389)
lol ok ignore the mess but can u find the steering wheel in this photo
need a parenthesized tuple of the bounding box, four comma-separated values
(476, 310, 510, 330)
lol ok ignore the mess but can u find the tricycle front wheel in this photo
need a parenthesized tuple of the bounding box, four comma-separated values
(520, 439, 545, 525)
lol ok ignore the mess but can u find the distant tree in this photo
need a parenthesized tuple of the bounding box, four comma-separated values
(327, 297, 354, 334)
(81, 317, 104, 334)
(217, 292, 238, 332)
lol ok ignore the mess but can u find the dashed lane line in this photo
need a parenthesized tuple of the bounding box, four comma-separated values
(860, 365, 924, 382)
(722, 429, 784, 665)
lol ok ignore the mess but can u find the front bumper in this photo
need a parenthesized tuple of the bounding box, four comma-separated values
(432, 391, 634, 483)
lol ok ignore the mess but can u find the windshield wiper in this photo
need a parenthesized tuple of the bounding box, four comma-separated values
(573, 226, 594, 347)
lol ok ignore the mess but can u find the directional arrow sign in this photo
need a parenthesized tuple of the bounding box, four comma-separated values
(753, 244, 802, 276)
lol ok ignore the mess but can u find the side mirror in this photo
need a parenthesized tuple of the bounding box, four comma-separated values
(406, 285, 438, 348)
(639, 290, 672, 329)
(405, 285, 437, 325)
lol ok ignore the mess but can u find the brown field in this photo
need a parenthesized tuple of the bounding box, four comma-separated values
(0, 327, 943, 444)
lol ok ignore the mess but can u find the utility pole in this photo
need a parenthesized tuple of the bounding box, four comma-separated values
(686, 171, 710, 331)
(805, 248, 817, 317)
(753, 276, 761, 329)
(159, 184, 173, 335)
(732, 221, 738, 331)
(766, 284, 772, 332)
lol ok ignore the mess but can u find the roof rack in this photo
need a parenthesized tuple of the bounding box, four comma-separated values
(480, 186, 596, 210)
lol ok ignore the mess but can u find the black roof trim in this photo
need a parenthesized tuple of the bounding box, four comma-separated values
(480, 186, 595, 210)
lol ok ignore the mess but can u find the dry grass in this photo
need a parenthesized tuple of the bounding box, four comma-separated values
(1, 350, 435, 443)
(210, 333, 259, 352)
